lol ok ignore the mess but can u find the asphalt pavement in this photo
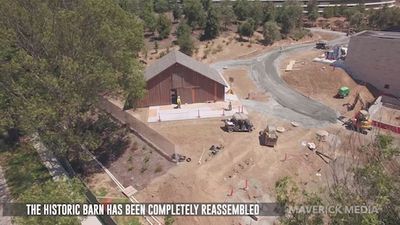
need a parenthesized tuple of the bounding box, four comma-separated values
(212, 29, 350, 127)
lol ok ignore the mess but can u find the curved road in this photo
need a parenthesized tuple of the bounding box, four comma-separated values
(212, 29, 349, 125)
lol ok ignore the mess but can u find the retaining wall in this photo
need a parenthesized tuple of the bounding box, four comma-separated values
(98, 97, 176, 161)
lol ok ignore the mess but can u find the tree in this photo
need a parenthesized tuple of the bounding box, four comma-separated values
(172, 1, 182, 21)
(323, 7, 335, 19)
(201, 0, 212, 11)
(183, 0, 206, 29)
(154, 0, 169, 13)
(202, 6, 220, 40)
(217, 0, 236, 30)
(233, 0, 251, 21)
(141, 1, 158, 33)
(263, 21, 281, 45)
(164, 216, 175, 225)
(0, 0, 145, 160)
(157, 14, 172, 39)
(307, 0, 319, 22)
(238, 19, 255, 40)
(277, 0, 303, 35)
(262, 2, 276, 23)
(250, 0, 264, 25)
(15, 178, 86, 225)
(275, 177, 324, 225)
(350, 12, 368, 32)
(177, 22, 194, 56)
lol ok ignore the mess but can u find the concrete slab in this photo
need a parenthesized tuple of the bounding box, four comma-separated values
(148, 96, 248, 122)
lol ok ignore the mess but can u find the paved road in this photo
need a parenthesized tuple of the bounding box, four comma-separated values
(212, 29, 349, 126)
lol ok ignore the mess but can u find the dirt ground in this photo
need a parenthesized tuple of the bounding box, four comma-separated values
(222, 67, 269, 102)
(132, 109, 368, 225)
(280, 49, 375, 118)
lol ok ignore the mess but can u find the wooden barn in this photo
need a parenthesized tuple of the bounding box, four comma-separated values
(137, 50, 227, 107)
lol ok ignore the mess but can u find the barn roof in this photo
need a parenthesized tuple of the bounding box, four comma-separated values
(144, 50, 227, 86)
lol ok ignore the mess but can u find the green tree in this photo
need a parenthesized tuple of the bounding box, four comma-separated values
(275, 177, 324, 225)
(238, 19, 255, 40)
(262, 2, 276, 23)
(350, 12, 368, 32)
(157, 14, 172, 39)
(183, 0, 206, 29)
(164, 215, 175, 225)
(233, 0, 251, 21)
(201, 0, 212, 11)
(217, 0, 236, 30)
(323, 7, 335, 19)
(277, 0, 303, 35)
(177, 22, 194, 56)
(172, 1, 182, 21)
(154, 0, 169, 13)
(203, 6, 220, 40)
(250, 0, 264, 25)
(15, 178, 86, 225)
(141, 0, 158, 33)
(307, 0, 319, 22)
(0, 0, 145, 159)
(263, 21, 281, 45)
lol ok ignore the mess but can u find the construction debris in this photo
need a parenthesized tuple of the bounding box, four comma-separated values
(209, 144, 224, 155)
(316, 130, 329, 142)
(307, 142, 316, 150)
(259, 125, 278, 147)
(224, 113, 254, 132)
(291, 121, 300, 127)
(276, 126, 285, 133)
(171, 153, 187, 163)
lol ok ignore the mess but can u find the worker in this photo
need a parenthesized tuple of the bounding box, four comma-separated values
(228, 101, 232, 111)
(177, 96, 181, 109)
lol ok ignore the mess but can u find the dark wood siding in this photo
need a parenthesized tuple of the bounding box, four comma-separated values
(136, 63, 225, 107)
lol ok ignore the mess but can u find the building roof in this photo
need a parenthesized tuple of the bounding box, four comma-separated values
(144, 50, 227, 86)
(354, 30, 400, 39)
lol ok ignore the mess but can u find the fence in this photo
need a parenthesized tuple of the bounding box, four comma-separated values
(372, 121, 400, 134)
(98, 96, 176, 161)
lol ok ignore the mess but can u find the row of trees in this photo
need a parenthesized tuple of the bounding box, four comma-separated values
(123, 0, 308, 55)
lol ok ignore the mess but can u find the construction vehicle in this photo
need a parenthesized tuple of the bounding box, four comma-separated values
(259, 125, 278, 147)
(316, 40, 328, 49)
(224, 113, 254, 132)
(345, 110, 373, 134)
(347, 93, 365, 111)
(337, 86, 350, 98)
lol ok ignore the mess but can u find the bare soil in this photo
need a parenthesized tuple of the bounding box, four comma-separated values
(280, 49, 375, 118)
(104, 133, 175, 190)
(134, 111, 354, 225)
(222, 67, 269, 102)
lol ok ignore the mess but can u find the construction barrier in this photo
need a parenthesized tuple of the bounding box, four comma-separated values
(98, 96, 176, 161)
(372, 120, 400, 134)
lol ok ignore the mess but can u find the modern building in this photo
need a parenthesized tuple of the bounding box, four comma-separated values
(136, 50, 227, 107)
(345, 30, 400, 104)
(211, 0, 396, 12)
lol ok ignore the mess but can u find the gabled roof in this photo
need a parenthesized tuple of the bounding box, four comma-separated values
(144, 50, 227, 86)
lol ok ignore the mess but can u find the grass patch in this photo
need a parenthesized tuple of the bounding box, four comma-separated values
(0, 144, 52, 198)
(96, 187, 108, 197)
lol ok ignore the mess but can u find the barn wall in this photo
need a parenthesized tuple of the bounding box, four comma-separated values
(136, 63, 225, 107)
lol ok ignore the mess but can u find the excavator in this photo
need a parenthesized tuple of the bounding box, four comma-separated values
(345, 110, 373, 134)
(346, 93, 366, 111)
